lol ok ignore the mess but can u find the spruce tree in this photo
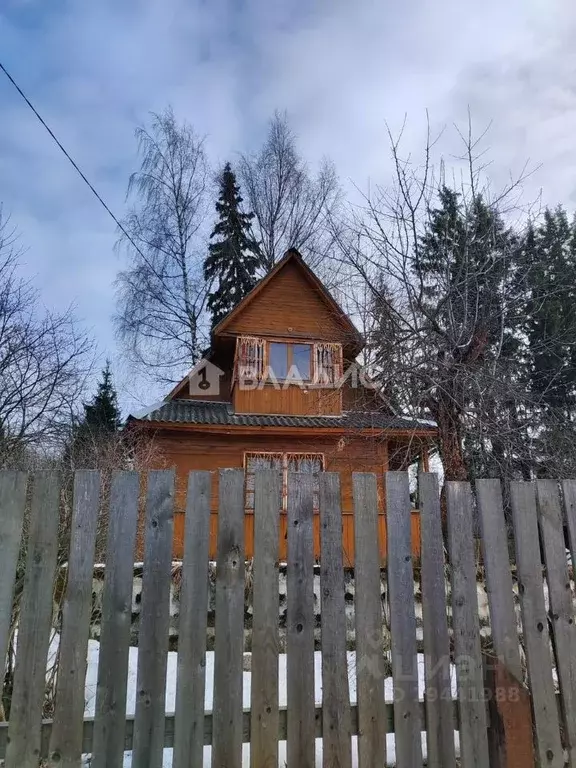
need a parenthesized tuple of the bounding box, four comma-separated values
(204, 163, 261, 328)
(82, 361, 122, 436)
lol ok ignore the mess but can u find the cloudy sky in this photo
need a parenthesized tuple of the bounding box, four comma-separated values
(0, 0, 575, 411)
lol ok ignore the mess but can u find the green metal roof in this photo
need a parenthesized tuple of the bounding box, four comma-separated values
(132, 399, 436, 432)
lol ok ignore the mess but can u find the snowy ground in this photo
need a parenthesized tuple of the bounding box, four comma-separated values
(80, 641, 458, 767)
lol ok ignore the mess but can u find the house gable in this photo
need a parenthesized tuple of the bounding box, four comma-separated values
(214, 250, 362, 350)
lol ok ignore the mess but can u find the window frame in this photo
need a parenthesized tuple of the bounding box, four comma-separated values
(267, 341, 312, 382)
(244, 451, 325, 513)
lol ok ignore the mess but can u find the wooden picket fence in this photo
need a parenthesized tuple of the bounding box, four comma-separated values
(1, 469, 576, 767)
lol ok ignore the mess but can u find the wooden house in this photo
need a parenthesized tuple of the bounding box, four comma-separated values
(129, 249, 436, 564)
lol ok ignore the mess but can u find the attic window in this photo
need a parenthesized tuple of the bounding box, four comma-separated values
(269, 342, 311, 381)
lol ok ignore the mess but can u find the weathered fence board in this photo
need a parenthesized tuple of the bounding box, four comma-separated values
(536, 480, 576, 760)
(5, 472, 61, 768)
(510, 481, 564, 768)
(445, 481, 490, 768)
(562, 479, 576, 586)
(132, 470, 175, 768)
(49, 471, 101, 768)
(250, 470, 282, 768)
(286, 472, 316, 768)
(92, 472, 140, 768)
(319, 473, 352, 768)
(173, 471, 212, 768)
(212, 469, 245, 768)
(419, 472, 456, 768)
(476, 479, 522, 681)
(352, 473, 387, 768)
(0, 699, 459, 758)
(0, 470, 27, 701)
(386, 472, 423, 766)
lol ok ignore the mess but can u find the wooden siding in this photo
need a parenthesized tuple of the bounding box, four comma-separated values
(150, 430, 421, 564)
(233, 384, 342, 416)
(221, 260, 353, 345)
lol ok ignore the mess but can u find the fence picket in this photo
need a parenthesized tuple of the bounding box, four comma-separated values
(445, 482, 490, 768)
(174, 471, 212, 768)
(49, 471, 101, 768)
(132, 470, 175, 768)
(476, 479, 522, 681)
(419, 472, 456, 768)
(212, 470, 245, 768)
(92, 472, 140, 768)
(562, 479, 576, 585)
(536, 480, 576, 760)
(286, 472, 315, 768)
(352, 473, 386, 768)
(319, 473, 352, 768)
(0, 471, 27, 696)
(386, 472, 422, 766)
(250, 470, 282, 768)
(5, 472, 61, 768)
(510, 481, 563, 768)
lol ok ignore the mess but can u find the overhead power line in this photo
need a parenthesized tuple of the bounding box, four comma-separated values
(0, 60, 145, 258)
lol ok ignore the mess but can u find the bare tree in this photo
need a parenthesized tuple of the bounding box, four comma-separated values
(0, 210, 93, 455)
(239, 111, 341, 272)
(115, 108, 211, 380)
(339, 122, 537, 482)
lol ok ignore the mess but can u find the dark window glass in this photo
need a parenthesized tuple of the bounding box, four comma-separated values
(292, 344, 311, 380)
(269, 342, 288, 379)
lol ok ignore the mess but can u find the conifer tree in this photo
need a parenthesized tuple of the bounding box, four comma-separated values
(204, 162, 261, 328)
(81, 361, 122, 436)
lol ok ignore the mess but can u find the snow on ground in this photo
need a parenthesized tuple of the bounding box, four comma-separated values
(82, 641, 458, 767)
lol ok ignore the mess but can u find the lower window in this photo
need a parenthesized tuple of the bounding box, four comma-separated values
(244, 451, 324, 513)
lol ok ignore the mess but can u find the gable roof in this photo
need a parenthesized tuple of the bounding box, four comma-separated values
(212, 248, 364, 352)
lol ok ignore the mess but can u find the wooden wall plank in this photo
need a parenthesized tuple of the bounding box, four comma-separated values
(352, 473, 386, 768)
(250, 470, 282, 768)
(5, 472, 61, 768)
(319, 473, 352, 768)
(0, 471, 27, 694)
(419, 472, 456, 768)
(445, 482, 490, 768)
(386, 472, 422, 767)
(132, 470, 175, 768)
(173, 471, 212, 768)
(476, 479, 522, 683)
(286, 472, 316, 768)
(49, 471, 101, 768)
(510, 481, 563, 768)
(212, 470, 245, 768)
(536, 480, 576, 760)
(92, 472, 140, 768)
